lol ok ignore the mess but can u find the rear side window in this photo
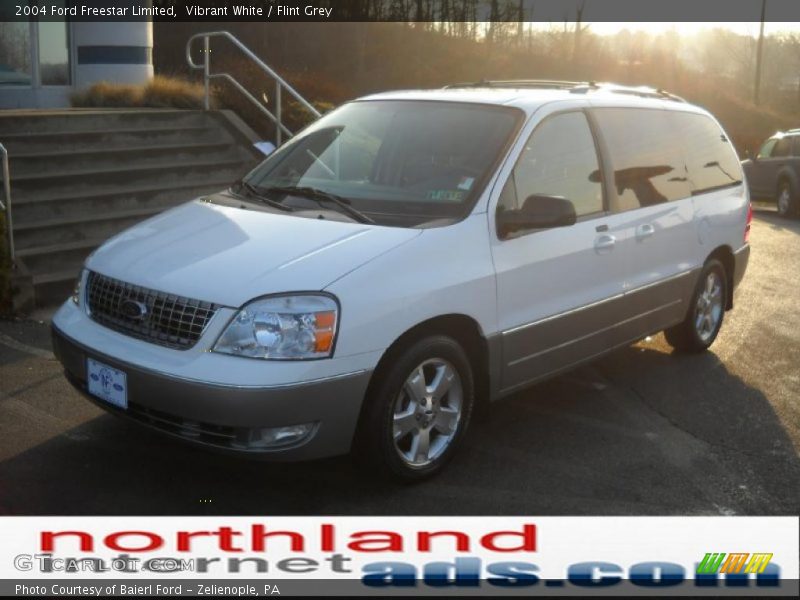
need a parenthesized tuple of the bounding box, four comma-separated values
(772, 136, 792, 158)
(671, 112, 743, 194)
(592, 108, 691, 211)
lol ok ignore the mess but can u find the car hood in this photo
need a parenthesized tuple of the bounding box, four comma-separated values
(87, 198, 421, 307)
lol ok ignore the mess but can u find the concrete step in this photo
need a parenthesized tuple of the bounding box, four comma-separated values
(13, 206, 169, 251)
(31, 268, 84, 309)
(8, 141, 243, 177)
(11, 180, 231, 223)
(4, 109, 263, 312)
(0, 109, 208, 135)
(8, 157, 252, 201)
(0, 125, 224, 154)
(16, 238, 109, 276)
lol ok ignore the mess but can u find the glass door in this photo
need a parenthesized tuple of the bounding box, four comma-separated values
(0, 1, 71, 107)
(0, 22, 34, 86)
(38, 1, 71, 87)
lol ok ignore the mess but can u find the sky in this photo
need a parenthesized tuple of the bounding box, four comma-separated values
(583, 22, 800, 37)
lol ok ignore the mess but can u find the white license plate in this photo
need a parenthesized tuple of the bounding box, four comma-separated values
(87, 358, 128, 410)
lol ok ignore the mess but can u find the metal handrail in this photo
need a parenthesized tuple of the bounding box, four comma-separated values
(186, 31, 321, 146)
(0, 143, 14, 263)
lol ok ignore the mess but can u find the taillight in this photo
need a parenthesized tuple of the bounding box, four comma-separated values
(744, 202, 752, 243)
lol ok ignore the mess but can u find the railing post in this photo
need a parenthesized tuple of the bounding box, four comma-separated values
(203, 35, 211, 111)
(275, 81, 282, 147)
(0, 143, 14, 263)
(186, 31, 323, 137)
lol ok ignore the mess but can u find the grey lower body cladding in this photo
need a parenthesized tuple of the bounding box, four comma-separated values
(497, 269, 701, 396)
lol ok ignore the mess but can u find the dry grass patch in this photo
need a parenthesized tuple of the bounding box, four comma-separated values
(71, 76, 206, 110)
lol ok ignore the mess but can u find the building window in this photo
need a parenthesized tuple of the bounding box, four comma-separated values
(39, 18, 71, 85)
(0, 5, 70, 88)
(0, 22, 33, 86)
(77, 46, 153, 65)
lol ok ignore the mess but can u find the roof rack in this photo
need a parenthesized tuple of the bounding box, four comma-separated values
(446, 79, 582, 90)
(444, 79, 686, 103)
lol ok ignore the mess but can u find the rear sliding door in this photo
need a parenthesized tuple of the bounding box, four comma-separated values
(590, 107, 698, 331)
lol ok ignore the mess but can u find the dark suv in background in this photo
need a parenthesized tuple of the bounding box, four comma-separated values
(743, 130, 800, 218)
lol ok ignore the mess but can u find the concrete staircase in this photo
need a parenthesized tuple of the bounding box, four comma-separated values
(0, 109, 262, 312)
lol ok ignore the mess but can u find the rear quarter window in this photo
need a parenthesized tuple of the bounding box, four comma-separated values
(669, 111, 743, 195)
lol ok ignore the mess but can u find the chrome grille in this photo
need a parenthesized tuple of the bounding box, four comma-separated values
(85, 271, 219, 349)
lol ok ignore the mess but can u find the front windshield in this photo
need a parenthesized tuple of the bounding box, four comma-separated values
(243, 100, 522, 227)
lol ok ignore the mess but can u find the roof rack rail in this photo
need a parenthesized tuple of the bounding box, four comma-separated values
(446, 79, 583, 90)
(444, 79, 686, 102)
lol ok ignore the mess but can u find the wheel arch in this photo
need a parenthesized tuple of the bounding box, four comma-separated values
(777, 167, 799, 194)
(360, 313, 494, 418)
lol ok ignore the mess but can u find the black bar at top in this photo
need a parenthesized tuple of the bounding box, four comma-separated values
(1, 0, 799, 22)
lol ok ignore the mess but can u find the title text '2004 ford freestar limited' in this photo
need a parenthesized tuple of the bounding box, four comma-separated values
(52, 82, 751, 479)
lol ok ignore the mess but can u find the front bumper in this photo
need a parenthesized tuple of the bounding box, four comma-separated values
(52, 325, 372, 460)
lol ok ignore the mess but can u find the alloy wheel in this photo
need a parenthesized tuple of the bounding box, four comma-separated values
(778, 185, 791, 215)
(392, 358, 463, 467)
(694, 271, 724, 343)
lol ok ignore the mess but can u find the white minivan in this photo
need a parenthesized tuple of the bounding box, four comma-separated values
(52, 82, 751, 479)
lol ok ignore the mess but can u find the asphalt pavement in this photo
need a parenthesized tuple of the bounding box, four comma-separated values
(0, 207, 798, 516)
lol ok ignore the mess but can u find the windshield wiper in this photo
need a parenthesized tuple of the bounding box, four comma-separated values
(232, 181, 294, 212)
(262, 185, 375, 224)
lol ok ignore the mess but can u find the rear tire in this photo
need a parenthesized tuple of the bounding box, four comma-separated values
(776, 180, 797, 218)
(352, 335, 475, 481)
(664, 259, 727, 353)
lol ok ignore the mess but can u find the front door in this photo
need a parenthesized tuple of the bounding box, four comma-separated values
(490, 109, 633, 395)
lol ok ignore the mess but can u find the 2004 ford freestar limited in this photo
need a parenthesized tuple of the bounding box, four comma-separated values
(53, 84, 751, 479)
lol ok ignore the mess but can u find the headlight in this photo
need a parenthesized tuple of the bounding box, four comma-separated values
(214, 294, 338, 360)
(71, 270, 86, 305)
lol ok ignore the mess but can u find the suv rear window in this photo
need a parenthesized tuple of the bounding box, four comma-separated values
(772, 136, 792, 158)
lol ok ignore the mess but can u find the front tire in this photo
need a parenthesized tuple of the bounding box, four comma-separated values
(664, 259, 727, 353)
(776, 180, 797, 218)
(353, 335, 475, 481)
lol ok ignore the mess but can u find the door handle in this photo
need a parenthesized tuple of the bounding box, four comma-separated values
(636, 223, 656, 240)
(595, 234, 616, 252)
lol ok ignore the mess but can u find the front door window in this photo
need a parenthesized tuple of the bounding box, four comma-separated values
(757, 139, 777, 159)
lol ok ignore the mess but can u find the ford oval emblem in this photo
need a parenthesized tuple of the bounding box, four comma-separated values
(120, 299, 148, 321)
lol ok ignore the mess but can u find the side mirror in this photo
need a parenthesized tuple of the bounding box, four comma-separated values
(498, 194, 577, 237)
